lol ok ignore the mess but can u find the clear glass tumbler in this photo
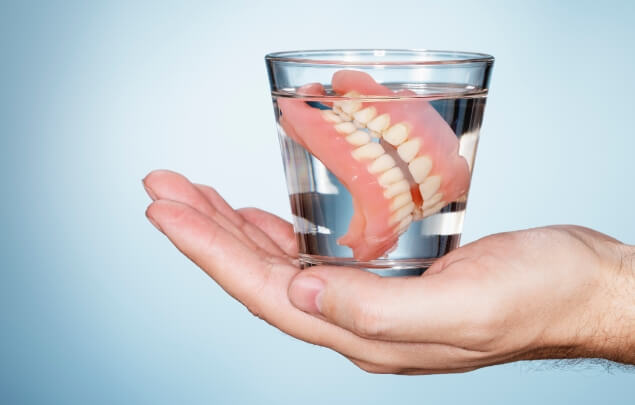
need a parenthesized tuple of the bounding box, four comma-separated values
(265, 49, 494, 276)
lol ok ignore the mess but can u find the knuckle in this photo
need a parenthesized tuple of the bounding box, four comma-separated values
(199, 220, 222, 248)
(150, 200, 180, 220)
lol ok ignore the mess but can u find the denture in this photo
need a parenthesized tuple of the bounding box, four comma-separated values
(277, 70, 470, 261)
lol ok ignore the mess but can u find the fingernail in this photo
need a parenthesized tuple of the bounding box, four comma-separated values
(143, 181, 158, 201)
(146, 213, 163, 233)
(288, 276, 324, 315)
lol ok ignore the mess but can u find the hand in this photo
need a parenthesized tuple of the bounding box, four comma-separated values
(143, 170, 635, 374)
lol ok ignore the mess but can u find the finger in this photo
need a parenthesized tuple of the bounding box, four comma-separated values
(143, 170, 270, 255)
(143, 170, 209, 212)
(145, 199, 373, 353)
(194, 184, 290, 258)
(287, 265, 488, 345)
(143, 170, 246, 237)
(146, 198, 299, 315)
(193, 183, 245, 223)
(146, 200, 486, 370)
(237, 207, 298, 257)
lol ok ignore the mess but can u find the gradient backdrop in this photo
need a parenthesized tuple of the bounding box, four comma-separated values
(2, 1, 634, 404)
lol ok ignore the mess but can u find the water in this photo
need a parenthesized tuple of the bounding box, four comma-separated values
(274, 83, 487, 276)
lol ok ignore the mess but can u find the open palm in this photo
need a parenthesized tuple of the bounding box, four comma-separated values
(144, 170, 632, 373)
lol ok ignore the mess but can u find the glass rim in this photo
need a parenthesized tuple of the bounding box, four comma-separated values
(265, 49, 494, 66)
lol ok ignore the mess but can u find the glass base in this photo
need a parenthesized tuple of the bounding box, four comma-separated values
(299, 254, 435, 277)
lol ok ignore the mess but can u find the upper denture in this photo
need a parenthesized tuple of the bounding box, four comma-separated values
(331, 70, 471, 220)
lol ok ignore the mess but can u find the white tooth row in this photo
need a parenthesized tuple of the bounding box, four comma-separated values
(353, 105, 447, 218)
(327, 93, 451, 226)
(329, 95, 415, 232)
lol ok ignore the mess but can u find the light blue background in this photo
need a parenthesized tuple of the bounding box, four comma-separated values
(2, 1, 634, 404)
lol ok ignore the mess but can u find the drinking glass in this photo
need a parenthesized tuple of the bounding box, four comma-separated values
(266, 49, 494, 276)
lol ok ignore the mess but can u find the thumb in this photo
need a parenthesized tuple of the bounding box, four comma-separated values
(288, 267, 459, 342)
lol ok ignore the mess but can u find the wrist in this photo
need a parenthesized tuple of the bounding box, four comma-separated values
(580, 243, 635, 364)
(529, 240, 635, 364)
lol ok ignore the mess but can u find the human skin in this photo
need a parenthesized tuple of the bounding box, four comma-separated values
(143, 170, 635, 373)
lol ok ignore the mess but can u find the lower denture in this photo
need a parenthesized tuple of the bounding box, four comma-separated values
(278, 70, 471, 261)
